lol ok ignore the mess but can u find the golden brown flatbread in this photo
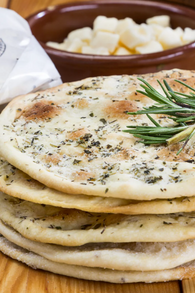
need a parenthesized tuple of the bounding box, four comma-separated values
(2, 193, 195, 245)
(1, 156, 195, 214)
(1, 70, 195, 200)
(2, 220, 195, 271)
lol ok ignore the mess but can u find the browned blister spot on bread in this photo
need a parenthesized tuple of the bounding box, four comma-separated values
(128, 91, 151, 104)
(43, 154, 62, 165)
(104, 100, 139, 119)
(67, 128, 87, 140)
(74, 98, 89, 109)
(168, 77, 195, 94)
(19, 101, 61, 121)
(157, 144, 195, 162)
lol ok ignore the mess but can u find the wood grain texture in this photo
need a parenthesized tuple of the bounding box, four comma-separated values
(9, 0, 91, 18)
(7, 0, 195, 19)
(0, 0, 9, 8)
(182, 279, 195, 293)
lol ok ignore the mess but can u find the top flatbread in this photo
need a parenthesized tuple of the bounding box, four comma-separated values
(1, 69, 195, 200)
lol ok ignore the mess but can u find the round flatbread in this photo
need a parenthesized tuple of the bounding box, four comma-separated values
(2, 193, 195, 245)
(1, 234, 195, 283)
(1, 156, 195, 214)
(1, 69, 195, 200)
(2, 220, 195, 271)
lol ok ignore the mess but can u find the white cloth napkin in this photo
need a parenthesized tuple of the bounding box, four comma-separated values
(0, 8, 62, 105)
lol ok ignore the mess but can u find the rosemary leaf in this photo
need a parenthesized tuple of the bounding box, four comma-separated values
(134, 134, 170, 141)
(128, 107, 194, 116)
(167, 125, 195, 145)
(137, 78, 181, 107)
(124, 78, 195, 154)
(168, 91, 195, 109)
(175, 79, 195, 93)
(157, 80, 172, 100)
(146, 114, 161, 127)
(172, 116, 195, 123)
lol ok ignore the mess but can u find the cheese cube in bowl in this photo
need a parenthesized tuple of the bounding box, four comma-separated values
(135, 40, 163, 54)
(158, 27, 183, 50)
(146, 15, 170, 27)
(93, 15, 118, 33)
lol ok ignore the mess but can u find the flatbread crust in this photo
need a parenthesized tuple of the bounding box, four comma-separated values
(2, 193, 195, 245)
(2, 220, 195, 271)
(1, 156, 195, 215)
(1, 234, 195, 283)
(1, 70, 195, 200)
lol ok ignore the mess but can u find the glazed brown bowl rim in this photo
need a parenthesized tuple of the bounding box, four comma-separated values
(27, 0, 195, 66)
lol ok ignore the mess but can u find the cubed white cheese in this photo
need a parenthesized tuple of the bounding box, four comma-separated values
(174, 27, 184, 39)
(90, 31, 119, 53)
(139, 23, 153, 39)
(148, 23, 164, 38)
(93, 16, 118, 33)
(46, 41, 70, 51)
(47, 14, 194, 55)
(146, 15, 170, 27)
(120, 23, 152, 49)
(136, 40, 163, 54)
(115, 17, 136, 34)
(63, 38, 72, 48)
(67, 27, 92, 42)
(66, 38, 88, 53)
(158, 27, 183, 49)
(182, 27, 195, 44)
(114, 46, 132, 55)
(46, 41, 63, 50)
(81, 46, 109, 55)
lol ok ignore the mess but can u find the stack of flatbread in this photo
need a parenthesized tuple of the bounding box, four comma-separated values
(1, 69, 195, 283)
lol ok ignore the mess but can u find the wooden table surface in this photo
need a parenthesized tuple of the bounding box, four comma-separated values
(4, 0, 195, 18)
(1, 0, 195, 292)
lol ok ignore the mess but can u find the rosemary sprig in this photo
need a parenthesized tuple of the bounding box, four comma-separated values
(124, 78, 195, 154)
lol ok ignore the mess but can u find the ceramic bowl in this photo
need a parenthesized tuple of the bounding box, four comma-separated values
(27, 0, 195, 82)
